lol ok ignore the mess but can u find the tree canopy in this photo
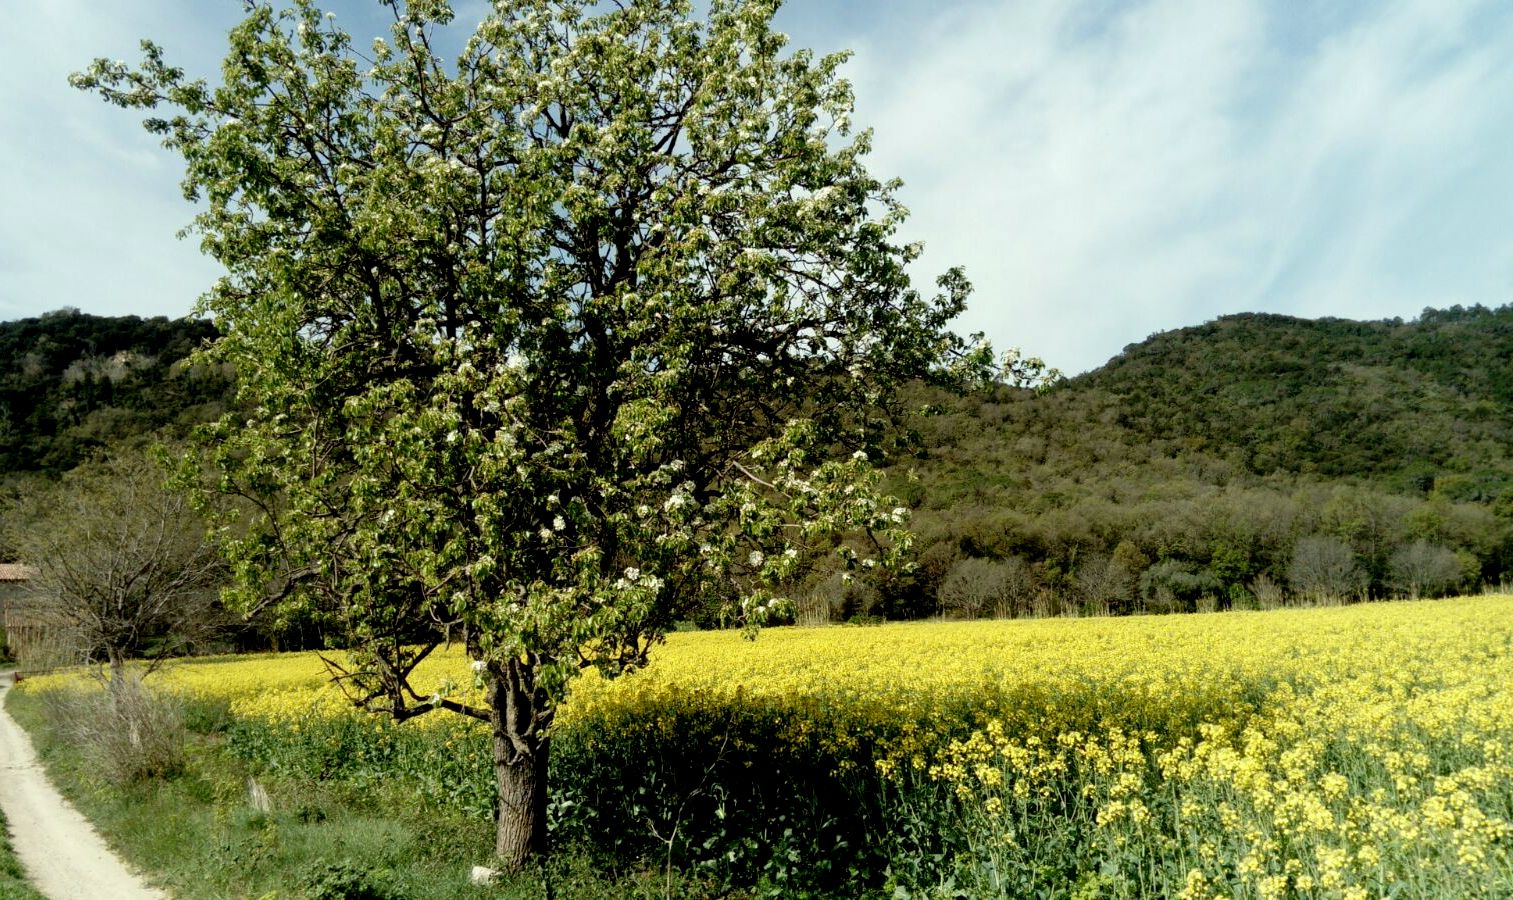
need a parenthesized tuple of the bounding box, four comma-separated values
(4, 450, 226, 678)
(74, 0, 986, 865)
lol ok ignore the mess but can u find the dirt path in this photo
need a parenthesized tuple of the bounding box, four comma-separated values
(0, 672, 166, 899)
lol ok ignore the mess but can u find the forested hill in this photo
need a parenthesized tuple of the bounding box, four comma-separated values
(4, 304, 1512, 614)
(881, 305, 1513, 620)
(1080, 305, 1513, 501)
(0, 309, 230, 475)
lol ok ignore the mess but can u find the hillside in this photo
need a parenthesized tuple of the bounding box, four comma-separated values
(869, 305, 1513, 620)
(1082, 306, 1513, 501)
(0, 309, 230, 476)
(1, 305, 1509, 620)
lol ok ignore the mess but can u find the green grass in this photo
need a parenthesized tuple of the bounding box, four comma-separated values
(2, 688, 747, 899)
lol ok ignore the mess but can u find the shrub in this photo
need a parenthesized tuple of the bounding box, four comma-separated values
(1138, 560, 1219, 613)
(297, 859, 396, 900)
(43, 675, 187, 783)
(1248, 573, 1286, 609)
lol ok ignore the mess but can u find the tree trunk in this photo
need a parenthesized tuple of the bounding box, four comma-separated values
(488, 660, 551, 869)
(493, 732, 550, 866)
(108, 648, 127, 695)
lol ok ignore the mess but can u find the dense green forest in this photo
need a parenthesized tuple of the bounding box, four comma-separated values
(3, 306, 1511, 622)
(1087, 306, 1513, 499)
(851, 305, 1513, 621)
(0, 308, 229, 476)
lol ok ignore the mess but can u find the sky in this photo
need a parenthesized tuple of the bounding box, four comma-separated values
(4, 0, 1513, 374)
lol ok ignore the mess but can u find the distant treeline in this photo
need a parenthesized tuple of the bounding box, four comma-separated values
(5, 306, 1513, 629)
(793, 305, 1513, 623)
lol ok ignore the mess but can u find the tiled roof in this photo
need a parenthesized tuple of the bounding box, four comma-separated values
(0, 564, 38, 581)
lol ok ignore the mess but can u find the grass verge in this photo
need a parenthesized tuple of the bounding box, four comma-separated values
(2, 686, 748, 899)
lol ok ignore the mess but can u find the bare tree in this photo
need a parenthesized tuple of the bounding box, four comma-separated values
(1287, 535, 1366, 604)
(1075, 553, 1136, 615)
(993, 556, 1040, 619)
(1388, 541, 1465, 599)
(5, 451, 226, 685)
(939, 557, 1037, 619)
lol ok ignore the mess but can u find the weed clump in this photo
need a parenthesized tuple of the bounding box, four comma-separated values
(44, 675, 187, 783)
(296, 858, 397, 900)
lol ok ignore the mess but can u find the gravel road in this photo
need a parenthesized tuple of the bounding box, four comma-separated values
(0, 672, 166, 899)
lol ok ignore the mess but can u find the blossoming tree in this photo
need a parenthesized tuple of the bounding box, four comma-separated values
(74, 0, 989, 867)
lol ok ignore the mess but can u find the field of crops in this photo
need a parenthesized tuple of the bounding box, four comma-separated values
(19, 596, 1513, 897)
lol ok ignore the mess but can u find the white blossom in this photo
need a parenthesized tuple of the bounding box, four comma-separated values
(748, 550, 764, 567)
(553, 515, 566, 531)
(625, 567, 640, 581)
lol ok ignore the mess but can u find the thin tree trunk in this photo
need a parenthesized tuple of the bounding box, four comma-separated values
(488, 661, 551, 869)
(108, 648, 127, 696)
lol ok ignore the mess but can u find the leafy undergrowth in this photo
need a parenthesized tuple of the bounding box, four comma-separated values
(2, 689, 744, 900)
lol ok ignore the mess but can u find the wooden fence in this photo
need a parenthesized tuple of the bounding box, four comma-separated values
(0, 566, 75, 674)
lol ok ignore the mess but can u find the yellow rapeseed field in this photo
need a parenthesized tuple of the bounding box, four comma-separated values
(20, 595, 1513, 897)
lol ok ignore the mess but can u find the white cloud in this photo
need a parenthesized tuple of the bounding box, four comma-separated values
(4, 0, 1512, 375)
(843, 0, 1513, 372)
(0, 1, 237, 322)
